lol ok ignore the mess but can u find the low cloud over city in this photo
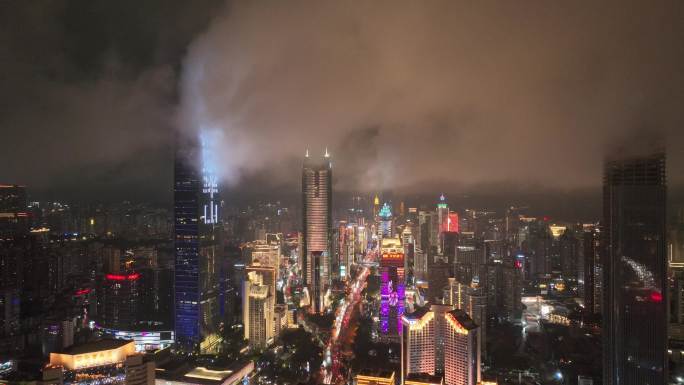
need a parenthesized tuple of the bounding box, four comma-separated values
(1, 1, 683, 200)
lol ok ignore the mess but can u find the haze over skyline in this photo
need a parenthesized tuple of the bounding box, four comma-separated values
(1, 1, 683, 205)
(1, 3, 683, 384)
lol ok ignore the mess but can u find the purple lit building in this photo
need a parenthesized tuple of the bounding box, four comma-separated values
(380, 237, 405, 341)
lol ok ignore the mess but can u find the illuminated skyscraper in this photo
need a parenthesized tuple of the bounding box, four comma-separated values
(603, 151, 666, 385)
(302, 149, 332, 313)
(243, 271, 274, 351)
(380, 237, 405, 340)
(249, 240, 280, 284)
(464, 278, 487, 359)
(401, 305, 481, 384)
(174, 133, 222, 353)
(401, 306, 436, 379)
(444, 309, 479, 385)
(378, 202, 393, 238)
(437, 194, 449, 234)
(373, 194, 380, 217)
(174, 138, 201, 352)
(432, 303, 453, 376)
(338, 222, 355, 279)
(197, 131, 222, 352)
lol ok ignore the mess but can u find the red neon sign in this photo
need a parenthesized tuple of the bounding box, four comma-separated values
(106, 273, 140, 281)
(382, 253, 404, 260)
(75, 288, 91, 296)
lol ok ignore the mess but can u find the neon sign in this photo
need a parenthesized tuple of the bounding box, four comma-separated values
(105, 273, 140, 281)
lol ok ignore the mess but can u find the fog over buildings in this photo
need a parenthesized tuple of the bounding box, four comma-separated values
(1, 1, 683, 202)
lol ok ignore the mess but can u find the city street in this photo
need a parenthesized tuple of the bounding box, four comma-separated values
(323, 250, 376, 384)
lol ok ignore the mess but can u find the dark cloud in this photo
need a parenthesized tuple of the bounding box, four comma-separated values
(1, 1, 683, 205)
(182, 0, 684, 195)
(0, 0, 223, 201)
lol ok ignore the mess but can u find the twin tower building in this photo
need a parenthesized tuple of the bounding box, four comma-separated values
(301, 149, 333, 314)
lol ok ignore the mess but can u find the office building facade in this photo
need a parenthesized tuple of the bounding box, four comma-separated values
(602, 151, 667, 385)
(444, 309, 479, 385)
(243, 271, 274, 350)
(401, 307, 436, 379)
(301, 150, 332, 313)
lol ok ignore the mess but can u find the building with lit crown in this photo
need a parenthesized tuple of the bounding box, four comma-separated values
(378, 203, 393, 239)
(444, 310, 479, 385)
(380, 237, 405, 340)
(99, 272, 141, 329)
(401, 307, 436, 379)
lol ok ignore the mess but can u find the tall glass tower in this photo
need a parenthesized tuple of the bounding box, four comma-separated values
(302, 149, 332, 314)
(603, 151, 666, 385)
(174, 137, 201, 352)
(174, 132, 222, 353)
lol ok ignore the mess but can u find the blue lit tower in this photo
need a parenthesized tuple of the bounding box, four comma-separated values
(174, 135, 201, 352)
(603, 151, 666, 384)
(174, 131, 222, 353)
(302, 149, 333, 314)
(198, 131, 221, 351)
(200, 132, 219, 226)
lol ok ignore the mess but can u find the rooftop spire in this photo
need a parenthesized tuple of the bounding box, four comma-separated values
(324, 147, 330, 158)
(305, 148, 309, 158)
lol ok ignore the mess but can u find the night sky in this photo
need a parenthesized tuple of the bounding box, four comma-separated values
(1, 1, 683, 210)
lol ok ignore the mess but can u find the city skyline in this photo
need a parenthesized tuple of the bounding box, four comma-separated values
(2, 2, 684, 385)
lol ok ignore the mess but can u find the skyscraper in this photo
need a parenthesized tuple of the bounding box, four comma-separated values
(602, 151, 666, 385)
(197, 132, 222, 346)
(444, 309, 479, 385)
(437, 194, 449, 253)
(464, 279, 487, 359)
(378, 202, 393, 238)
(301, 149, 332, 314)
(401, 306, 436, 379)
(174, 133, 222, 353)
(243, 271, 274, 351)
(380, 237, 405, 340)
(402, 306, 480, 385)
(583, 227, 601, 315)
(100, 272, 141, 329)
(174, 139, 201, 352)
